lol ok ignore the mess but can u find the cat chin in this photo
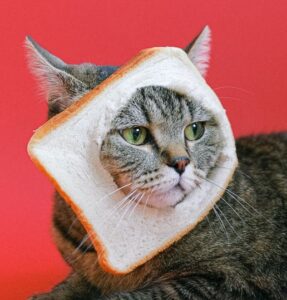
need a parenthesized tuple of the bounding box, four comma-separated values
(139, 186, 186, 209)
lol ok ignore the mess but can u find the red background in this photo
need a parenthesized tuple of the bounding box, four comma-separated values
(1, 1, 286, 299)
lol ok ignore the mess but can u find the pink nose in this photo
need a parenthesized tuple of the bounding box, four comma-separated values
(169, 157, 190, 174)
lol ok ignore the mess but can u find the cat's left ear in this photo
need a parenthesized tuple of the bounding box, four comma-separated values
(185, 26, 211, 77)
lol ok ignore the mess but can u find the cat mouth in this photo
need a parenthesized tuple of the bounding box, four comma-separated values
(136, 183, 191, 209)
(176, 182, 188, 192)
(127, 176, 200, 208)
(172, 195, 187, 207)
(172, 184, 190, 206)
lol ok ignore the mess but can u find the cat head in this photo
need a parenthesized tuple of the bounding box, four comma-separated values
(26, 26, 222, 209)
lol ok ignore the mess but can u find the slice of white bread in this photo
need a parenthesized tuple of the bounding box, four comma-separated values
(28, 47, 238, 275)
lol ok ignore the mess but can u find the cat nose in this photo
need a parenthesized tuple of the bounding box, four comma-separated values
(169, 157, 190, 175)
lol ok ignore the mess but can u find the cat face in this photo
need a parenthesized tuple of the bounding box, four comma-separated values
(100, 86, 223, 208)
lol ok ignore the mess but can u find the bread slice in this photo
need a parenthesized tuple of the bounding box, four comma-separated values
(28, 47, 238, 275)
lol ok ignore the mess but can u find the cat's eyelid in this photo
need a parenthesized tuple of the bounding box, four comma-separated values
(190, 106, 214, 122)
(189, 119, 208, 124)
(115, 124, 150, 131)
(191, 114, 217, 123)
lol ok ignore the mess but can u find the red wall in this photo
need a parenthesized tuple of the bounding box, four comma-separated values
(1, 1, 286, 299)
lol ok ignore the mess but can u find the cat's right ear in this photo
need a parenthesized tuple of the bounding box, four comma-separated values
(184, 26, 211, 78)
(25, 36, 88, 113)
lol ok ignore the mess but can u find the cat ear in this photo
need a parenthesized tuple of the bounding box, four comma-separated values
(25, 36, 88, 112)
(185, 26, 211, 77)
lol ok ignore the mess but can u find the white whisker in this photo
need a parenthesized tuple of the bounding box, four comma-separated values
(101, 189, 138, 222)
(218, 96, 244, 102)
(205, 215, 217, 236)
(127, 192, 145, 220)
(215, 164, 253, 181)
(212, 205, 229, 242)
(96, 182, 133, 204)
(69, 232, 95, 264)
(110, 193, 140, 236)
(67, 182, 121, 233)
(66, 182, 134, 234)
(220, 197, 245, 223)
(72, 233, 90, 255)
(198, 175, 275, 227)
(215, 204, 240, 240)
(213, 85, 253, 95)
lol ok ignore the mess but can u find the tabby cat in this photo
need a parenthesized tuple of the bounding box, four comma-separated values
(26, 28, 287, 299)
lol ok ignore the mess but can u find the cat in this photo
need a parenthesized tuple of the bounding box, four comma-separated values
(26, 27, 287, 300)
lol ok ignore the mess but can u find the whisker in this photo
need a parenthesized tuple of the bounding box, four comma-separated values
(67, 191, 146, 265)
(218, 96, 244, 102)
(67, 216, 82, 235)
(198, 175, 276, 227)
(101, 189, 138, 222)
(110, 193, 140, 236)
(224, 187, 270, 220)
(68, 232, 95, 264)
(220, 196, 245, 224)
(127, 192, 145, 220)
(215, 164, 254, 181)
(67, 183, 133, 233)
(205, 215, 217, 236)
(213, 85, 254, 95)
(212, 205, 230, 242)
(68, 189, 139, 263)
(201, 176, 258, 216)
(96, 182, 133, 204)
(72, 233, 90, 254)
(215, 204, 240, 240)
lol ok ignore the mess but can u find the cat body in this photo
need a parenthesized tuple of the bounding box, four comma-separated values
(26, 28, 287, 299)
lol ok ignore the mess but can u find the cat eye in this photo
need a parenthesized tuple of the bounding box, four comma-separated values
(121, 127, 148, 145)
(184, 122, 205, 141)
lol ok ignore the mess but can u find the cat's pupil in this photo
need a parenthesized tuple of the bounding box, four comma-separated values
(192, 123, 198, 134)
(132, 128, 141, 141)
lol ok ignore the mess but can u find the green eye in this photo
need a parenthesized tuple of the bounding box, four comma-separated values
(121, 127, 148, 145)
(184, 122, 205, 141)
